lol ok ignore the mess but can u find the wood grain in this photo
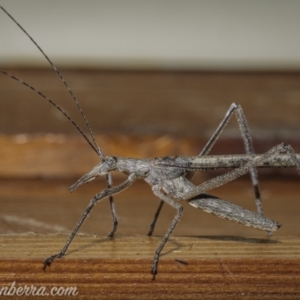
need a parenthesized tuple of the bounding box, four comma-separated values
(1, 70, 300, 299)
(0, 178, 300, 299)
(0, 235, 299, 299)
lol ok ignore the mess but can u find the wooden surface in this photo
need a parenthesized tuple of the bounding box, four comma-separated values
(1, 70, 300, 298)
(0, 235, 300, 299)
(0, 178, 300, 299)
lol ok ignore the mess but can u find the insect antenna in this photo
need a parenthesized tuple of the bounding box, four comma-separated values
(1, 6, 118, 237)
(0, 69, 98, 154)
(0, 6, 104, 159)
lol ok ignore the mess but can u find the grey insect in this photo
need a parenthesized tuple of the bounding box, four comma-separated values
(1, 7, 300, 278)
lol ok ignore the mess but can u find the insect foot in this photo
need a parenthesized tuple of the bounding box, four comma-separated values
(43, 254, 63, 270)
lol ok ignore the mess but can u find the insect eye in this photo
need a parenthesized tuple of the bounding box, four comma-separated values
(105, 156, 117, 168)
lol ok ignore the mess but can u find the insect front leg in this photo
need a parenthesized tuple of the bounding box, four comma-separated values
(147, 103, 262, 236)
(151, 185, 184, 278)
(43, 174, 137, 269)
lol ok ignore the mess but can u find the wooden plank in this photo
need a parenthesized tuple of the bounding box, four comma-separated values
(0, 235, 299, 299)
(1, 69, 300, 140)
(0, 178, 299, 236)
(1, 70, 300, 298)
(0, 178, 299, 298)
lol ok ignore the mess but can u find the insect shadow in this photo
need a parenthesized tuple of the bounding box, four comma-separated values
(191, 235, 280, 244)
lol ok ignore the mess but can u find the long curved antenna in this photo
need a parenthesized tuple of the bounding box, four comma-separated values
(1, 70, 118, 236)
(0, 70, 99, 155)
(1, 6, 118, 237)
(0, 6, 104, 159)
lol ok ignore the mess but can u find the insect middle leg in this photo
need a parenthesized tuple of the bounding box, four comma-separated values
(151, 186, 184, 277)
(147, 103, 263, 236)
(105, 173, 118, 237)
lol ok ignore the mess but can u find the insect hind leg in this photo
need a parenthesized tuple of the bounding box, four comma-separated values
(197, 102, 263, 216)
(186, 143, 300, 234)
(185, 143, 300, 203)
(147, 103, 263, 236)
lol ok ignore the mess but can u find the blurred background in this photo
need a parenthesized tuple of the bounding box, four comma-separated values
(0, 0, 299, 236)
(2, 0, 300, 70)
